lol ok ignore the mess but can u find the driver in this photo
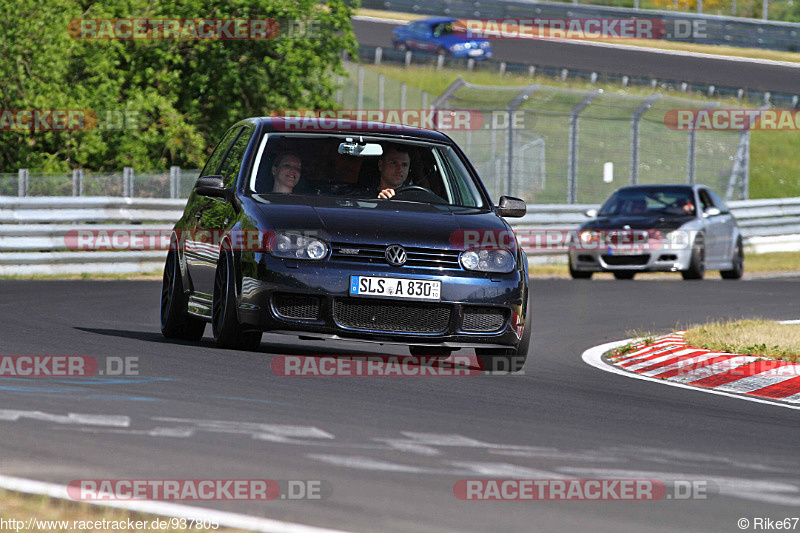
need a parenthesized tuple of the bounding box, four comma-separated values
(373, 144, 410, 199)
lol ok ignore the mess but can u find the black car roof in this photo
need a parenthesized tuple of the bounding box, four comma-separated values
(251, 117, 454, 143)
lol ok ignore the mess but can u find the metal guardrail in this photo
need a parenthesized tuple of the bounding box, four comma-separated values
(361, 0, 800, 51)
(0, 197, 796, 274)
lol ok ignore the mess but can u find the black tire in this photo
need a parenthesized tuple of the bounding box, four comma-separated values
(436, 46, 448, 56)
(394, 41, 407, 52)
(613, 271, 636, 280)
(409, 346, 452, 357)
(160, 249, 206, 341)
(212, 252, 262, 351)
(569, 262, 593, 279)
(720, 238, 744, 280)
(682, 234, 705, 280)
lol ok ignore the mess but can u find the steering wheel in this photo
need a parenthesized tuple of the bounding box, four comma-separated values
(390, 185, 446, 204)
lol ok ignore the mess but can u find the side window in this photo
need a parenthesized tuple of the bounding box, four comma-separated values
(218, 125, 254, 188)
(707, 189, 730, 214)
(698, 189, 714, 212)
(200, 126, 241, 177)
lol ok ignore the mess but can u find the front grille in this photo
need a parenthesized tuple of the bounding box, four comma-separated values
(333, 299, 451, 333)
(330, 242, 461, 270)
(273, 294, 321, 320)
(602, 254, 650, 266)
(462, 307, 507, 332)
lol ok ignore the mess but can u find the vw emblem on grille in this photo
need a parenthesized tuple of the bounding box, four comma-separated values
(385, 245, 407, 266)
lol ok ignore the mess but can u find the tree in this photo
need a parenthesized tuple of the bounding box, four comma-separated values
(0, 0, 357, 172)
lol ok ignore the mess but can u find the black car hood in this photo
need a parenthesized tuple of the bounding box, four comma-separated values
(249, 196, 511, 249)
(581, 215, 692, 231)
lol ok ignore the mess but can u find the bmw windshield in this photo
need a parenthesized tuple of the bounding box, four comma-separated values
(598, 188, 696, 217)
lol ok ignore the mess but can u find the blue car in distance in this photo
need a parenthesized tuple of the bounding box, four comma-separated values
(392, 17, 493, 59)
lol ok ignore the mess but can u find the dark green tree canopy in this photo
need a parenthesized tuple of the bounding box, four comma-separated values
(0, 0, 357, 172)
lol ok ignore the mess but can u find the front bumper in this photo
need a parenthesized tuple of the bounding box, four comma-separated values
(236, 256, 526, 348)
(568, 246, 692, 272)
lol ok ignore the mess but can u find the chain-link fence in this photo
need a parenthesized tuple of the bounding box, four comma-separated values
(433, 80, 748, 204)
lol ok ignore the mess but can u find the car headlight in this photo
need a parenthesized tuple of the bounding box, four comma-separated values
(270, 232, 328, 260)
(460, 249, 515, 273)
(480, 41, 491, 48)
(579, 231, 599, 244)
(450, 43, 466, 51)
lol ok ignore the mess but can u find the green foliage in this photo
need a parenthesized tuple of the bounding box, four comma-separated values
(0, 0, 357, 172)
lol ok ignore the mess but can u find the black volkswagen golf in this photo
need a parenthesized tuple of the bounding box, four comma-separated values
(160, 117, 530, 371)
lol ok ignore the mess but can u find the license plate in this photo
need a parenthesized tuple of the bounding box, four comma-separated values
(608, 247, 641, 256)
(349, 276, 441, 301)
(468, 49, 484, 56)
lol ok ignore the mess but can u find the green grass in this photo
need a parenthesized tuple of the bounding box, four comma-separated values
(684, 318, 800, 362)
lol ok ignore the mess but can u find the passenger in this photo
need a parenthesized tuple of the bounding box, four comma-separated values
(676, 197, 695, 215)
(271, 152, 302, 193)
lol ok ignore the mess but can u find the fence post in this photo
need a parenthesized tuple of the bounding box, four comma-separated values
(630, 94, 661, 185)
(18, 169, 28, 197)
(687, 129, 697, 186)
(72, 169, 83, 196)
(400, 83, 407, 110)
(505, 84, 539, 198)
(357, 65, 364, 110)
(567, 90, 601, 204)
(170, 166, 180, 199)
(378, 74, 385, 110)
(123, 167, 134, 197)
(374, 46, 383, 66)
(404, 50, 412, 67)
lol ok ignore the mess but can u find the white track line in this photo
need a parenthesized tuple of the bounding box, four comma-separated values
(353, 14, 800, 70)
(582, 339, 800, 411)
(0, 475, 357, 533)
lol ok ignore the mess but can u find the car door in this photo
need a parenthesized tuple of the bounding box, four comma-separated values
(183, 125, 243, 303)
(407, 22, 434, 52)
(707, 188, 736, 262)
(697, 188, 727, 265)
(192, 124, 255, 298)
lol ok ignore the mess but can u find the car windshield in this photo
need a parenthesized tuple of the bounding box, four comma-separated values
(248, 134, 487, 208)
(598, 188, 696, 217)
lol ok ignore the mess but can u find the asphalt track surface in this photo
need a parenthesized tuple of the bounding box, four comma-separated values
(1, 277, 799, 532)
(353, 18, 800, 94)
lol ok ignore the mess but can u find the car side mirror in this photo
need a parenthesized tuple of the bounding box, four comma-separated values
(703, 206, 721, 217)
(584, 208, 598, 218)
(495, 196, 526, 218)
(194, 175, 227, 199)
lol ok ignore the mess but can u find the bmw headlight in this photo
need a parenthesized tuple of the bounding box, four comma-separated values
(450, 43, 466, 51)
(460, 249, 515, 273)
(270, 232, 328, 260)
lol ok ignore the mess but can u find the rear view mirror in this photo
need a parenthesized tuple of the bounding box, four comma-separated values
(584, 208, 598, 218)
(703, 207, 721, 217)
(194, 175, 227, 198)
(338, 142, 383, 157)
(495, 196, 526, 218)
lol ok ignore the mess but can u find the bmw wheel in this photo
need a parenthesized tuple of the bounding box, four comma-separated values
(160, 248, 206, 341)
(720, 238, 744, 280)
(569, 262, 592, 279)
(613, 271, 636, 280)
(682, 234, 705, 280)
(212, 251, 262, 351)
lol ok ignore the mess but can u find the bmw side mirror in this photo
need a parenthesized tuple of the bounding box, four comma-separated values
(194, 175, 227, 198)
(496, 196, 526, 218)
(584, 208, 598, 218)
(703, 207, 721, 217)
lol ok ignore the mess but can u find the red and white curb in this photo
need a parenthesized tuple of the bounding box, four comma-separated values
(582, 332, 800, 410)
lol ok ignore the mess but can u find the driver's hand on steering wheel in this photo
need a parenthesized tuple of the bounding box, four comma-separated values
(378, 188, 395, 199)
